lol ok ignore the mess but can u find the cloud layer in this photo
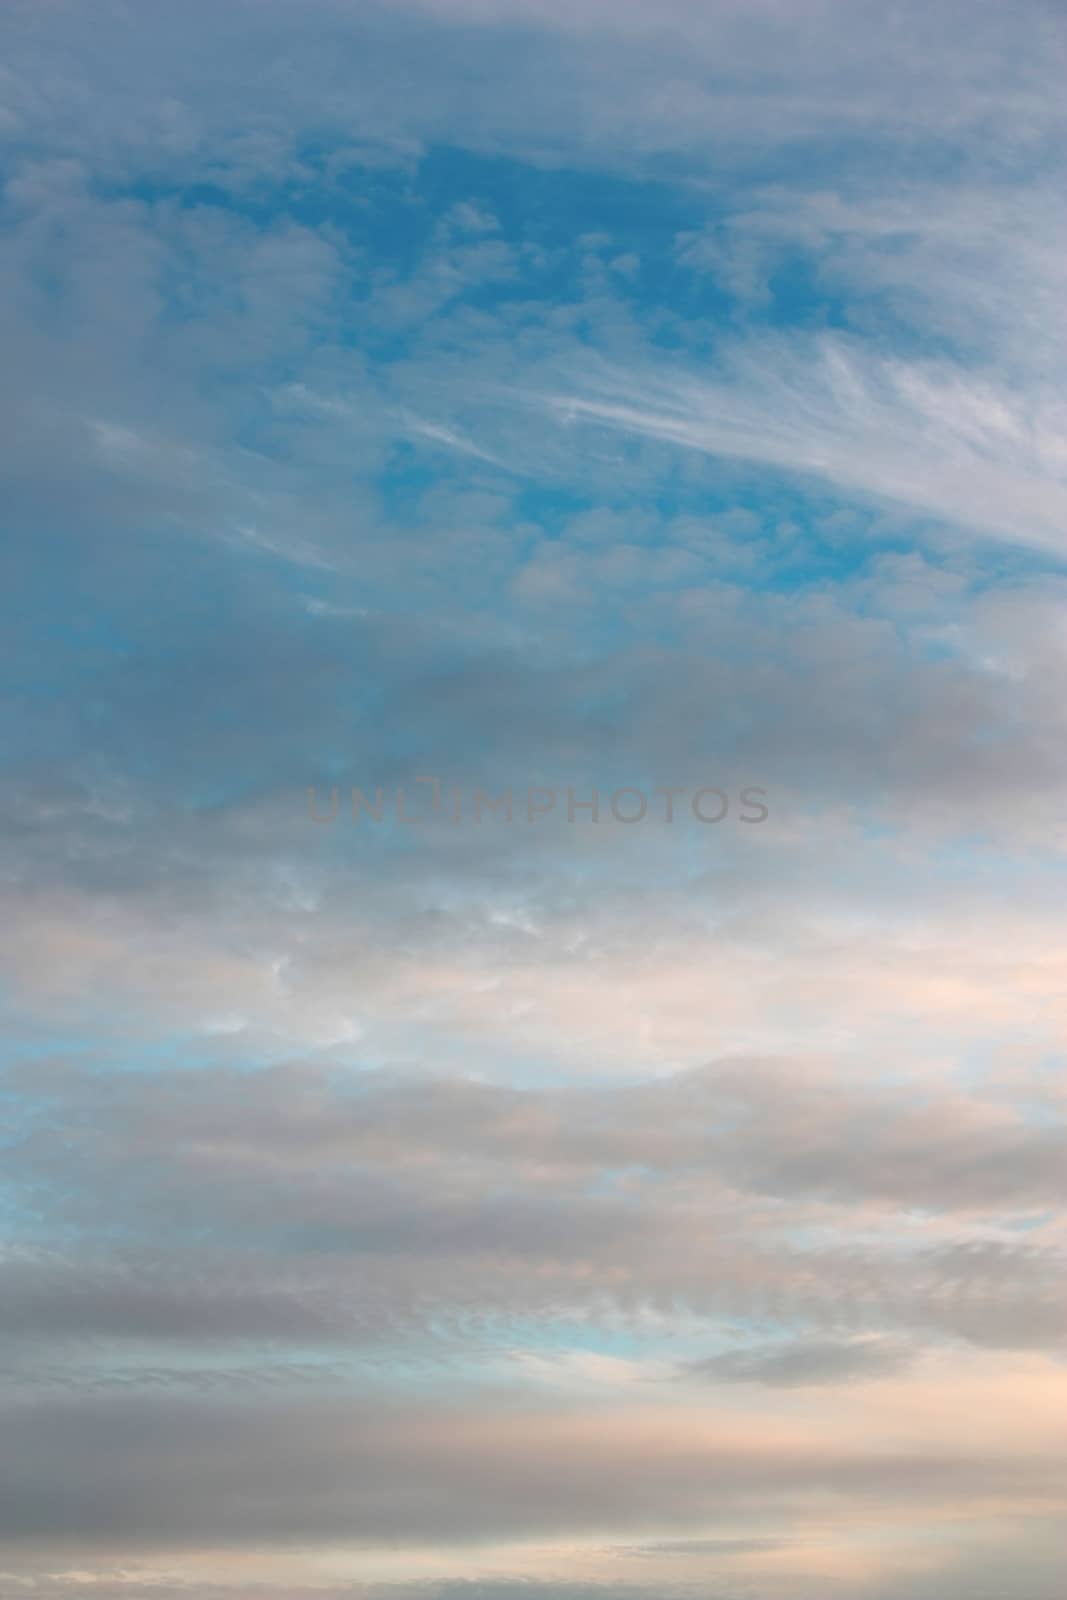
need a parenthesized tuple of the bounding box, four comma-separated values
(1, 1, 1065, 1596)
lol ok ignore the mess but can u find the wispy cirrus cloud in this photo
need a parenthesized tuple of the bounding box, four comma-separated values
(543, 336, 1067, 553)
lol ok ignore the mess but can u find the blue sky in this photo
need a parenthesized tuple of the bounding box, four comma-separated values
(1, 2, 1066, 1597)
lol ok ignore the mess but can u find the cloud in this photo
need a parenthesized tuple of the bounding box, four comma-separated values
(2, 1, 1065, 1594)
(686, 1335, 914, 1386)
(2, 1370, 1064, 1548)
(542, 336, 1067, 553)
(3, 1059, 1063, 1367)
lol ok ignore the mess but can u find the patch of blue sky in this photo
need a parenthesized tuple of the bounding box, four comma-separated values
(101, 145, 898, 353)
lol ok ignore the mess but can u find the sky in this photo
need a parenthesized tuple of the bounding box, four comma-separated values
(1, 1, 1066, 1596)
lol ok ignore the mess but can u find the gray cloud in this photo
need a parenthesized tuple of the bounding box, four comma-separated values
(686, 1335, 914, 1386)
(3, 1060, 1063, 1363)
(0, 1386, 1058, 1548)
